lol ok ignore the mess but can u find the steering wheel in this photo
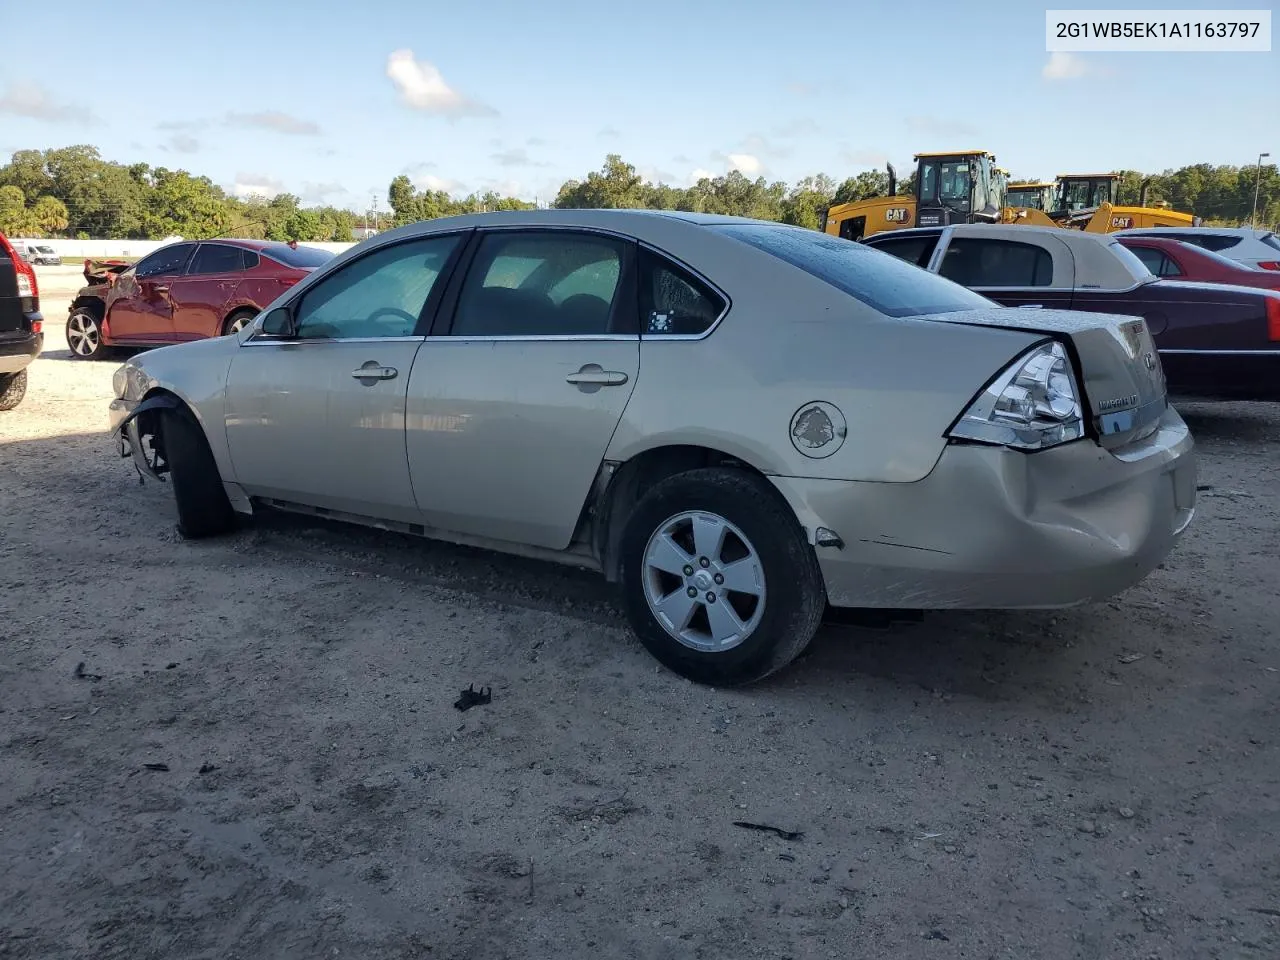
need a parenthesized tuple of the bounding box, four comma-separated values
(367, 307, 418, 326)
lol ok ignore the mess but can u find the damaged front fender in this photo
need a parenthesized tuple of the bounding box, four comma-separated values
(110, 393, 185, 483)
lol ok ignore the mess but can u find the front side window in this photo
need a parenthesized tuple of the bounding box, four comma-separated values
(938, 237, 1054, 287)
(292, 234, 460, 339)
(450, 231, 628, 337)
(714, 223, 992, 318)
(136, 243, 196, 278)
(188, 243, 246, 275)
(639, 249, 725, 336)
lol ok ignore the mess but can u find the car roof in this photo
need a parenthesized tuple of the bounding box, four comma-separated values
(1115, 226, 1268, 238)
(866, 223, 1143, 291)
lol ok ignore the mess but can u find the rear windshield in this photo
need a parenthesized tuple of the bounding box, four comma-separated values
(260, 243, 333, 268)
(1107, 240, 1158, 283)
(711, 224, 993, 317)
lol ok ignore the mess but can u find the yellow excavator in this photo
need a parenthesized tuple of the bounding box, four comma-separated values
(1002, 172, 1199, 231)
(821, 152, 1198, 240)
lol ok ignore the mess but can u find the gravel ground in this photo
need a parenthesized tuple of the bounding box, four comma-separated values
(2, 285, 1279, 959)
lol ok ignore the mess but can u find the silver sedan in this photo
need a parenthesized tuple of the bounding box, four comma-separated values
(109, 210, 1198, 686)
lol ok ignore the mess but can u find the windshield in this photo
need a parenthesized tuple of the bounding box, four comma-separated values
(918, 159, 972, 207)
(713, 223, 994, 318)
(260, 243, 334, 268)
(1008, 187, 1050, 210)
(1108, 240, 1158, 283)
(34, 245, 55, 253)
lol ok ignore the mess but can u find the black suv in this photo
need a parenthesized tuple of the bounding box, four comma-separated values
(0, 231, 44, 411)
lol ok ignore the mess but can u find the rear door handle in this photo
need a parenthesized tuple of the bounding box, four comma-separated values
(565, 369, 628, 386)
(153, 285, 169, 294)
(351, 364, 398, 381)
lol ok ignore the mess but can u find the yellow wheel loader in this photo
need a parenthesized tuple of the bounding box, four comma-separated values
(820, 150, 1003, 241)
(1004, 181, 1056, 211)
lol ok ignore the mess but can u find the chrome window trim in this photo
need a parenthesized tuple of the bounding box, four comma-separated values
(424, 334, 640, 343)
(635, 240, 731, 342)
(242, 335, 427, 347)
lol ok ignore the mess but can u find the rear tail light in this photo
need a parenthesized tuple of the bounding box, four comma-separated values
(1257, 261, 1280, 271)
(1, 232, 39, 309)
(947, 341, 1084, 450)
(1267, 296, 1280, 342)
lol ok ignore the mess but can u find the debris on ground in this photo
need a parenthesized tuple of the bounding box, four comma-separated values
(142, 763, 170, 772)
(454, 684, 492, 711)
(73, 662, 102, 682)
(733, 821, 804, 842)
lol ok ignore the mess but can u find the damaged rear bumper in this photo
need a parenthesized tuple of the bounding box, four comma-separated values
(772, 405, 1197, 610)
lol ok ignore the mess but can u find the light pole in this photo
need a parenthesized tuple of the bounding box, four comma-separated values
(1253, 152, 1270, 227)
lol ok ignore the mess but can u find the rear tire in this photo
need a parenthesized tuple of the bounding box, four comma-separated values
(0, 370, 28, 411)
(159, 406, 235, 539)
(221, 309, 257, 336)
(618, 467, 827, 687)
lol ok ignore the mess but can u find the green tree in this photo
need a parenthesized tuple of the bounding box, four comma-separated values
(782, 174, 837, 229)
(0, 185, 30, 234)
(555, 154, 646, 209)
(29, 195, 69, 235)
(832, 170, 890, 205)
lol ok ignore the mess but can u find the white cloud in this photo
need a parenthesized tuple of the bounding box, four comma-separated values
(166, 134, 200, 153)
(414, 173, 466, 194)
(1042, 51, 1107, 80)
(726, 153, 763, 176)
(688, 168, 716, 185)
(480, 178, 524, 198)
(301, 181, 348, 204)
(233, 174, 286, 199)
(637, 165, 679, 185)
(225, 111, 321, 136)
(598, 126, 621, 140)
(386, 49, 496, 117)
(491, 147, 549, 168)
(0, 82, 97, 124)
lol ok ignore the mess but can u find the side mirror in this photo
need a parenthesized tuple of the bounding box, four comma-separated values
(261, 306, 297, 338)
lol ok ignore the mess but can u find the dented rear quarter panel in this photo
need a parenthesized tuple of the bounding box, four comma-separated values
(598, 223, 1045, 483)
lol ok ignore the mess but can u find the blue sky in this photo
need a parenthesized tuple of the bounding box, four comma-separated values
(1, 0, 1275, 212)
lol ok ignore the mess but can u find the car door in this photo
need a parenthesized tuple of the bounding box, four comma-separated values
(223, 231, 468, 523)
(168, 243, 247, 340)
(934, 233, 1074, 309)
(104, 243, 196, 342)
(405, 228, 640, 550)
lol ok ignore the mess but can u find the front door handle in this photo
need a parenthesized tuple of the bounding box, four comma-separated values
(351, 363, 398, 382)
(153, 285, 169, 295)
(566, 367, 628, 387)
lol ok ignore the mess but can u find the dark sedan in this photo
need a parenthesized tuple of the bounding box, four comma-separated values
(0, 230, 44, 411)
(862, 224, 1280, 401)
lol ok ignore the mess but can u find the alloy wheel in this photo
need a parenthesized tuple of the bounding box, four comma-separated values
(641, 510, 766, 653)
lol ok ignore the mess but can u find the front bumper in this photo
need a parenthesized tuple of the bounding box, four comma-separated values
(0, 330, 43, 374)
(772, 406, 1197, 609)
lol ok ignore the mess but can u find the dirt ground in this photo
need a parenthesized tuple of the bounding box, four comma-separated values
(2, 274, 1278, 959)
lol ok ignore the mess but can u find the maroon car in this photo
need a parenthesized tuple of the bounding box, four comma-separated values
(862, 224, 1280, 401)
(65, 239, 333, 360)
(1116, 235, 1280, 292)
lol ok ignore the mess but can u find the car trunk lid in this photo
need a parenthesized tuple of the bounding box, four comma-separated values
(918, 306, 1167, 450)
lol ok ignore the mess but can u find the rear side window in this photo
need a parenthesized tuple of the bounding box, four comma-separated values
(639, 249, 725, 336)
(188, 244, 246, 275)
(865, 234, 939, 268)
(1128, 245, 1175, 277)
(713, 224, 991, 318)
(1260, 233, 1280, 252)
(938, 238, 1053, 287)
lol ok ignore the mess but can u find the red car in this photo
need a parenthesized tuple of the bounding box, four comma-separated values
(1116, 235, 1280, 292)
(65, 239, 333, 360)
